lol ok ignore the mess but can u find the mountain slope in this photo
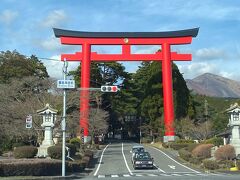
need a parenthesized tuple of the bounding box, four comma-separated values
(186, 73, 240, 98)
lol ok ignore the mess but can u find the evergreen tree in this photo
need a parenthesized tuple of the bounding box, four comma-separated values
(0, 50, 48, 83)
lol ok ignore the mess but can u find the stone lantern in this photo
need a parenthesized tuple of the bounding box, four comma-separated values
(37, 104, 58, 157)
(226, 103, 240, 156)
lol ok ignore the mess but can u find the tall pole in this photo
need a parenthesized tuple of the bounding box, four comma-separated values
(80, 43, 91, 143)
(62, 59, 68, 176)
(162, 42, 175, 142)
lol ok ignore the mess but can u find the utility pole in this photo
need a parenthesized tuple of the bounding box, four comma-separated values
(62, 59, 68, 177)
(204, 98, 208, 121)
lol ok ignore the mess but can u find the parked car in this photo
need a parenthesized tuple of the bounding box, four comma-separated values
(132, 151, 154, 169)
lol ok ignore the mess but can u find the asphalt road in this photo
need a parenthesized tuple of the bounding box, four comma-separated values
(75, 141, 240, 180)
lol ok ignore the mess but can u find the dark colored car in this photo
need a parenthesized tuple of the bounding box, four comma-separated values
(132, 152, 154, 169)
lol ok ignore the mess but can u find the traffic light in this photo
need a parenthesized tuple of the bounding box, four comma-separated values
(100, 85, 119, 92)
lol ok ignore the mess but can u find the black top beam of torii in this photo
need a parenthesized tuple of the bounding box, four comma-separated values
(53, 28, 199, 38)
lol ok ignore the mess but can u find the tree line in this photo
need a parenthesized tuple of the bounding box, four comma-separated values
(0, 50, 236, 150)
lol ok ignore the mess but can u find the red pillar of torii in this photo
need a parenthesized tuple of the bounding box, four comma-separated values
(54, 28, 199, 142)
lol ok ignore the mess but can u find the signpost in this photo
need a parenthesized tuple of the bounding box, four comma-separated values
(26, 115, 32, 129)
(57, 61, 76, 177)
(57, 80, 75, 89)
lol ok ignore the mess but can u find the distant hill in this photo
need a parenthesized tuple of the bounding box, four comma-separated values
(186, 73, 240, 98)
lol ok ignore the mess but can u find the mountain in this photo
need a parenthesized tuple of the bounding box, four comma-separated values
(186, 73, 240, 98)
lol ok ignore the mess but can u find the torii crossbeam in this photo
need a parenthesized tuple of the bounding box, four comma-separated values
(54, 28, 199, 142)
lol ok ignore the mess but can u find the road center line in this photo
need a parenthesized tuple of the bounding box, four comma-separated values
(152, 147, 200, 173)
(93, 143, 110, 176)
(122, 143, 133, 175)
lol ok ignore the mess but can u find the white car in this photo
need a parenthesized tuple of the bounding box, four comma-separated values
(131, 145, 145, 163)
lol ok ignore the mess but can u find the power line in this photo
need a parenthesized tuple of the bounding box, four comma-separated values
(26, 55, 62, 62)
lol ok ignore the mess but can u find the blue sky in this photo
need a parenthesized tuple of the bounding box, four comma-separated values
(1, 0, 240, 81)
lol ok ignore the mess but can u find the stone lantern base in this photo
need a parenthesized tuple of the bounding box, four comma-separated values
(37, 140, 54, 157)
(37, 145, 50, 157)
(230, 139, 240, 156)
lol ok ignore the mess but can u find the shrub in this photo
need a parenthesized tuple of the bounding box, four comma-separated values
(70, 138, 81, 149)
(175, 139, 194, 144)
(178, 149, 192, 161)
(81, 156, 90, 168)
(218, 160, 234, 169)
(214, 145, 236, 160)
(189, 157, 202, 164)
(237, 160, 240, 169)
(13, 146, 37, 158)
(192, 144, 213, 159)
(67, 161, 84, 172)
(12, 142, 26, 149)
(184, 143, 200, 152)
(170, 143, 191, 150)
(0, 149, 2, 156)
(48, 146, 62, 159)
(162, 142, 171, 148)
(84, 150, 93, 158)
(203, 137, 223, 146)
(203, 159, 219, 170)
(66, 143, 77, 156)
(0, 159, 65, 176)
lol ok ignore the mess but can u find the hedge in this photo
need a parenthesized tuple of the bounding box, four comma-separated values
(0, 159, 61, 176)
(0, 159, 87, 176)
(48, 146, 63, 159)
(13, 146, 37, 159)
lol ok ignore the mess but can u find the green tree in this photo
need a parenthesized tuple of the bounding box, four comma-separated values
(0, 51, 48, 83)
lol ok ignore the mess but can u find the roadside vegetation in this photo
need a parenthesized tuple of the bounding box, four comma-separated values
(1, 50, 240, 175)
(159, 138, 240, 171)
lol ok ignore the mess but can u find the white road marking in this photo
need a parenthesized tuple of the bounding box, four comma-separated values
(123, 174, 131, 177)
(152, 147, 200, 173)
(168, 165, 176, 169)
(160, 174, 171, 176)
(94, 143, 110, 176)
(147, 174, 158, 176)
(172, 173, 182, 176)
(135, 174, 143, 176)
(111, 175, 119, 177)
(98, 175, 105, 178)
(122, 143, 133, 175)
(185, 173, 195, 176)
(153, 163, 166, 173)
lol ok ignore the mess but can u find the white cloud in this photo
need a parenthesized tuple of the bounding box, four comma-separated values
(194, 48, 226, 61)
(40, 36, 61, 51)
(177, 62, 218, 79)
(132, 45, 160, 54)
(44, 55, 79, 79)
(0, 10, 18, 25)
(41, 10, 68, 28)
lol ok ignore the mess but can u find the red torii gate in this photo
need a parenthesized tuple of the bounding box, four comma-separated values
(54, 28, 199, 142)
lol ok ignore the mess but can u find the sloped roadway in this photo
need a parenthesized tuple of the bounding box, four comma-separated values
(76, 140, 240, 180)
